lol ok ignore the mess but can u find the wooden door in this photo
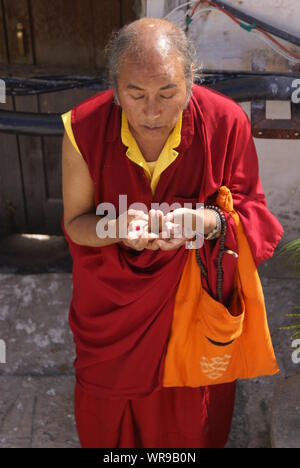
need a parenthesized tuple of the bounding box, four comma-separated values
(0, 0, 137, 235)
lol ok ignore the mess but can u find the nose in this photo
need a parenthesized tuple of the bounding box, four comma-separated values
(143, 98, 161, 121)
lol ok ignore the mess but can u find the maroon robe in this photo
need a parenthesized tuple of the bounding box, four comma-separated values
(61, 84, 283, 447)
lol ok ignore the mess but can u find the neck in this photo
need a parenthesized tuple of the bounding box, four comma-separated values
(129, 126, 170, 162)
(139, 139, 166, 162)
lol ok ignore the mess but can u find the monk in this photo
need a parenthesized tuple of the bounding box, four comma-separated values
(61, 18, 284, 448)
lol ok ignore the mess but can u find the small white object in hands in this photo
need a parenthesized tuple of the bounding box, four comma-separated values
(127, 219, 148, 240)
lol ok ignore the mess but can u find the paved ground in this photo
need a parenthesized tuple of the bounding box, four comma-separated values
(0, 234, 299, 448)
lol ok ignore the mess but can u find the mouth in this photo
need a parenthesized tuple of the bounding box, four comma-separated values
(143, 125, 163, 132)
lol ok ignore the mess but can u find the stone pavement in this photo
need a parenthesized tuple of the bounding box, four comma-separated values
(0, 234, 299, 448)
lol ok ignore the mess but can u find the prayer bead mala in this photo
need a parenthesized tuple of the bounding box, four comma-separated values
(195, 205, 227, 302)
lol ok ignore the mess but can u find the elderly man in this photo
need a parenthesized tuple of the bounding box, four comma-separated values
(61, 18, 283, 448)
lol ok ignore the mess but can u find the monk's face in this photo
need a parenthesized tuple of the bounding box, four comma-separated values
(117, 49, 189, 143)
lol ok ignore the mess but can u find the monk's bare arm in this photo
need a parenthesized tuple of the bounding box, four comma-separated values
(62, 131, 119, 247)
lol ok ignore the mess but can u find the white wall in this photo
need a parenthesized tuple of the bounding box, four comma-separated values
(145, 0, 300, 241)
(147, 0, 300, 70)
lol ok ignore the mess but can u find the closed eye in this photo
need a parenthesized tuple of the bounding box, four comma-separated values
(131, 95, 175, 100)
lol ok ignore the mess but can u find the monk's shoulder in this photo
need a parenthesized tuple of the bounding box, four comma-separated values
(63, 88, 119, 167)
(72, 88, 115, 124)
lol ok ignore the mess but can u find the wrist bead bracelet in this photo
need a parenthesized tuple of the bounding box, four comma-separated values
(204, 209, 222, 240)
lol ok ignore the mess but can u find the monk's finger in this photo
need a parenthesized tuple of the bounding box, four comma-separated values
(145, 239, 160, 250)
(147, 232, 159, 240)
(131, 238, 146, 251)
(156, 240, 172, 250)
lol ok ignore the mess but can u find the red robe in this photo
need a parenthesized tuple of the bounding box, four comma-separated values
(61, 84, 283, 447)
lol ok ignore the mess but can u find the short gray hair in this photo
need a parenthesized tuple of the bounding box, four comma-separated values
(105, 19, 196, 108)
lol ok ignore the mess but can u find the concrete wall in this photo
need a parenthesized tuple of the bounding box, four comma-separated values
(145, 0, 300, 242)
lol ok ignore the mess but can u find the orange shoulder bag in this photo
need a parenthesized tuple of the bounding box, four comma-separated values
(162, 185, 279, 387)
